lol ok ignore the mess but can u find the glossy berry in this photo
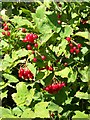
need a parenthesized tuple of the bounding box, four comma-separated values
(77, 43, 82, 48)
(70, 48, 74, 53)
(41, 55, 46, 60)
(27, 44, 32, 50)
(75, 49, 80, 54)
(3, 25, 9, 31)
(33, 34, 38, 39)
(3, 22, 7, 27)
(66, 37, 71, 42)
(21, 28, 26, 33)
(69, 43, 73, 48)
(34, 43, 38, 48)
(48, 66, 53, 71)
(73, 46, 77, 51)
(64, 62, 68, 67)
(27, 33, 34, 43)
(2, 32, 5, 35)
(33, 58, 37, 62)
(57, 20, 62, 24)
(22, 38, 28, 42)
(6, 31, 10, 36)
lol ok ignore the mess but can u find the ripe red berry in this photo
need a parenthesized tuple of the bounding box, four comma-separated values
(64, 62, 68, 67)
(27, 44, 32, 50)
(75, 49, 80, 54)
(2, 32, 5, 35)
(3, 25, 9, 31)
(66, 37, 71, 42)
(26, 33, 34, 43)
(69, 43, 73, 48)
(61, 82, 66, 87)
(6, 31, 10, 36)
(73, 46, 77, 51)
(48, 66, 53, 71)
(21, 28, 26, 33)
(77, 43, 82, 48)
(70, 48, 74, 53)
(57, 20, 62, 24)
(33, 34, 38, 39)
(57, 14, 61, 18)
(3, 22, 7, 27)
(41, 55, 46, 60)
(34, 43, 38, 48)
(22, 38, 28, 42)
(33, 58, 37, 62)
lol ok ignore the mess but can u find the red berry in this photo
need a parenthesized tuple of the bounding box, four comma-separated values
(75, 49, 80, 54)
(33, 34, 38, 39)
(26, 33, 34, 43)
(48, 66, 53, 71)
(32, 50, 35, 54)
(21, 28, 26, 33)
(6, 31, 10, 36)
(41, 55, 46, 60)
(64, 62, 68, 67)
(69, 43, 73, 48)
(57, 14, 61, 18)
(77, 43, 82, 48)
(34, 43, 38, 48)
(22, 38, 28, 42)
(33, 58, 37, 62)
(3, 25, 9, 31)
(58, 83, 63, 90)
(3, 22, 7, 27)
(2, 32, 5, 35)
(45, 65, 49, 70)
(61, 82, 66, 87)
(70, 48, 74, 53)
(27, 44, 32, 50)
(57, 20, 62, 24)
(66, 37, 71, 42)
(73, 46, 77, 51)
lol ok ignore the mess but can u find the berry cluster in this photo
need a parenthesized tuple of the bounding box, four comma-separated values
(22, 33, 38, 43)
(18, 67, 34, 80)
(2, 22, 10, 36)
(66, 37, 82, 54)
(43, 82, 66, 94)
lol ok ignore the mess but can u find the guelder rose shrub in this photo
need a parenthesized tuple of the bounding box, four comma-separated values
(0, 2, 90, 119)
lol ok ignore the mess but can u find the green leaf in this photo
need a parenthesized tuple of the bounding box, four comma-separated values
(27, 63, 36, 76)
(43, 72, 54, 86)
(36, 72, 45, 80)
(12, 107, 22, 117)
(81, 47, 88, 55)
(21, 108, 35, 118)
(72, 111, 88, 118)
(74, 32, 90, 40)
(36, 5, 46, 18)
(62, 25, 73, 38)
(75, 91, 88, 99)
(55, 67, 70, 78)
(12, 82, 28, 105)
(35, 102, 49, 118)
(48, 102, 63, 113)
(3, 74, 19, 83)
(16, 49, 29, 58)
(0, 107, 16, 118)
(1, 90, 8, 100)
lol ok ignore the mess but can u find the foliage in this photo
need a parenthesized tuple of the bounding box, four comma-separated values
(0, 1, 90, 119)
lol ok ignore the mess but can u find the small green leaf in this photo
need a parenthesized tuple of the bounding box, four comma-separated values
(48, 102, 63, 112)
(12, 107, 22, 117)
(63, 25, 73, 38)
(81, 47, 88, 55)
(35, 102, 49, 118)
(1, 90, 8, 100)
(36, 5, 46, 18)
(0, 107, 16, 118)
(36, 72, 45, 80)
(27, 63, 36, 76)
(55, 67, 70, 78)
(75, 91, 88, 99)
(21, 108, 35, 118)
(3, 74, 19, 83)
(74, 32, 90, 40)
(72, 111, 88, 118)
